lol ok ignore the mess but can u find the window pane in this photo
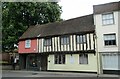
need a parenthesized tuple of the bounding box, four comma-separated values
(105, 41, 109, 45)
(44, 38, 51, 46)
(108, 19, 113, 24)
(83, 35, 86, 43)
(104, 34, 115, 40)
(48, 39, 51, 46)
(104, 34, 116, 46)
(55, 55, 58, 64)
(64, 37, 66, 44)
(25, 40, 31, 48)
(77, 36, 80, 43)
(77, 35, 86, 44)
(110, 35, 115, 40)
(61, 36, 69, 45)
(102, 15, 106, 20)
(80, 35, 83, 43)
(79, 54, 88, 64)
(61, 38, 64, 45)
(109, 14, 113, 19)
(55, 54, 65, 64)
(66, 37, 69, 44)
(63, 55, 65, 64)
(102, 13, 114, 25)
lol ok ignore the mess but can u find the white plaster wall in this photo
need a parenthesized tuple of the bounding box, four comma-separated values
(94, 11, 119, 52)
(118, 11, 120, 51)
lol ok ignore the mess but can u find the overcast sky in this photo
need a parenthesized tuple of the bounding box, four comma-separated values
(58, 0, 119, 20)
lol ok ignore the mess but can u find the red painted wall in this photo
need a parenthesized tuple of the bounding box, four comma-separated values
(18, 39, 38, 53)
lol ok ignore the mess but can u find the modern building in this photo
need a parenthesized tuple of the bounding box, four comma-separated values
(18, 1, 120, 74)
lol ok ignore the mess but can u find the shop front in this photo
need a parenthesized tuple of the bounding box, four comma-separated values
(19, 53, 48, 71)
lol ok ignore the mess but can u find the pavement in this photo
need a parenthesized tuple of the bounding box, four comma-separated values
(1, 70, 120, 78)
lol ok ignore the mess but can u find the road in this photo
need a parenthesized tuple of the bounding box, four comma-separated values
(1, 70, 120, 79)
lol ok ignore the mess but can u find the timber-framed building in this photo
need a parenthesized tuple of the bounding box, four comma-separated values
(18, 1, 120, 74)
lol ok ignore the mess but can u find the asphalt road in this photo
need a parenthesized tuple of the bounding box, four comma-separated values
(1, 70, 120, 79)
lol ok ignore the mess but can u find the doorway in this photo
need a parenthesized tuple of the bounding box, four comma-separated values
(40, 54, 48, 71)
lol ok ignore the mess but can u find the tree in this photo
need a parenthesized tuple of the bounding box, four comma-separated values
(2, 2, 62, 52)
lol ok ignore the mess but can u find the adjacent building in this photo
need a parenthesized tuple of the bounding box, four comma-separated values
(18, 1, 120, 74)
(93, 1, 120, 74)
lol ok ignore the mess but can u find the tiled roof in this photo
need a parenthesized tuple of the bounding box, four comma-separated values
(93, 1, 120, 14)
(19, 14, 95, 40)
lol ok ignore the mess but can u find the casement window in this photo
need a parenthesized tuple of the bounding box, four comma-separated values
(25, 39, 31, 48)
(102, 13, 114, 25)
(77, 35, 86, 44)
(61, 36, 69, 45)
(104, 34, 116, 46)
(44, 38, 52, 46)
(79, 54, 88, 64)
(55, 54, 65, 64)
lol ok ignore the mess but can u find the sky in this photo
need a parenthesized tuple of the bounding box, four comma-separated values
(58, 0, 119, 20)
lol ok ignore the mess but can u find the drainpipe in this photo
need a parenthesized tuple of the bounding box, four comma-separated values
(95, 34, 103, 77)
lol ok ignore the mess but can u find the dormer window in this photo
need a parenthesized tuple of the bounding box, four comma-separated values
(102, 13, 114, 25)
(25, 39, 31, 48)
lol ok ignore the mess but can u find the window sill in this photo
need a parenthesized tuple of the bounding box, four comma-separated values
(54, 64, 66, 65)
(79, 64, 88, 65)
(25, 47, 30, 49)
(104, 45, 117, 48)
(102, 23, 115, 26)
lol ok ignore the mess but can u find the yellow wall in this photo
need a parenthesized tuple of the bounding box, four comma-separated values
(48, 54, 97, 72)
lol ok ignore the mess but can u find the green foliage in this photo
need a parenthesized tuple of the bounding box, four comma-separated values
(2, 2, 62, 52)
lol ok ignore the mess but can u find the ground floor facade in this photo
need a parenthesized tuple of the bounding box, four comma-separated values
(19, 52, 120, 74)
(48, 54, 97, 72)
(19, 52, 98, 73)
(19, 53, 48, 71)
(101, 52, 120, 74)
(19, 52, 120, 75)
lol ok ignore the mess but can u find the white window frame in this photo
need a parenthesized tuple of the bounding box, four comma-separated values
(25, 39, 31, 48)
(104, 34, 116, 46)
(79, 54, 88, 64)
(102, 13, 114, 25)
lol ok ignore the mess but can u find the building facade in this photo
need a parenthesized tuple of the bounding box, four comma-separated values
(18, 15, 98, 73)
(18, 1, 120, 74)
(93, 2, 120, 74)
